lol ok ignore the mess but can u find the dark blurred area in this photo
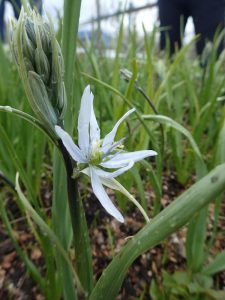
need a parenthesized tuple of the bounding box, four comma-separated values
(158, 0, 225, 55)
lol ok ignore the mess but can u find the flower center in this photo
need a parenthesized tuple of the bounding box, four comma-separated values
(90, 140, 103, 165)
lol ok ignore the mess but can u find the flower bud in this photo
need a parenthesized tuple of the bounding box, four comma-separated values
(9, 6, 67, 138)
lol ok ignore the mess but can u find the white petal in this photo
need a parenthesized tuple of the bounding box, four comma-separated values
(90, 97, 100, 143)
(102, 108, 135, 150)
(101, 150, 157, 168)
(55, 125, 87, 163)
(78, 85, 93, 153)
(93, 161, 134, 178)
(90, 167, 124, 222)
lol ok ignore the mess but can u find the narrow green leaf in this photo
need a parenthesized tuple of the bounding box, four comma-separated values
(130, 166, 147, 213)
(186, 207, 208, 272)
(203, 250, 225, 275)
(0, 124, 37, 206)
(0, 105, 47, 137)
(154, 37, 198, 103)
(142, 114, 202, 160)
(140, 160, 162, 216)
(215, 118, 225, 164)
(62, 0, 81, 125)
(205, 289, 225, 300)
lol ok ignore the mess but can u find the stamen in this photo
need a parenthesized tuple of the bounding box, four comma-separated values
(102, 137, 126, 158)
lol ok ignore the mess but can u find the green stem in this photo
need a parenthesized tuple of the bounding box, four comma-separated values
(59, 141, 94, 296)
(135, 85, 165, 154)
(0, 106, 55, 143)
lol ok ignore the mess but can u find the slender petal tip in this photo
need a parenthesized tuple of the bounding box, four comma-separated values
(117, 214, 125, 223)
(90, 167, 125, 222)
(148, 150, 158, 156)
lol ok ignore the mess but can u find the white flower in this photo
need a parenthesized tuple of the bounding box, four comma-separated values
(55, 85, 157, 222)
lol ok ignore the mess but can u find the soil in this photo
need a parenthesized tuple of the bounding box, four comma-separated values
(0, 172, 224, 300)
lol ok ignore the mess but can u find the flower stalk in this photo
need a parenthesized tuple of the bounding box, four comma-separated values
(57, 140, 93, 295)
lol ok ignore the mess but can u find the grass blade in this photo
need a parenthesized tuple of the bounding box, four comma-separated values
(203, 250, 225, 275)
(62, 0, 81, 124)
(142, 114, 202, 160)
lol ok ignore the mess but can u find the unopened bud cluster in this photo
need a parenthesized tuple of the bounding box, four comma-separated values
(10, 6, 66, 137)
